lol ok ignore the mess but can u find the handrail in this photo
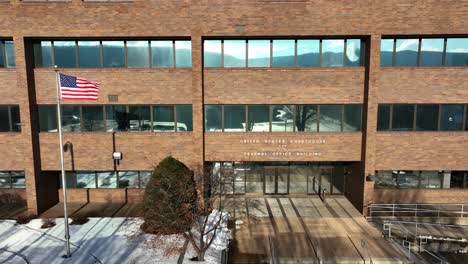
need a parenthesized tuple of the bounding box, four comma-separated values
(402, 240, 449, 264)
(368, 203, 468, 218)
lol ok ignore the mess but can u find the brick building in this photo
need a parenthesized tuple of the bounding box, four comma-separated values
(0, 0, 467, 216)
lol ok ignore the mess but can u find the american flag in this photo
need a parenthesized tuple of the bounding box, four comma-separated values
(59, 73, 100, 100)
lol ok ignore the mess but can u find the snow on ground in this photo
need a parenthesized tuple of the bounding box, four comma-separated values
(0, 217, 230, 264)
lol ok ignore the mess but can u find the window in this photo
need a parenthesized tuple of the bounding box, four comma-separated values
(419, 171, 442, 189)
(151, 41, 174, 68)
(0, 105, 21, 132)
(224, 105, 245, 132)
(78, 41, 101, 68)
(204, 40, 222, 67)
(139, 171, 152, 187)
(343, 104, 361, 131)
(295, 105, 317, 132)
(397, 170, 419, 188)
(176, 105, 193, 132)
(248, 40, 270, 67)
(97, 172, 117, 188)
(34, 41, 53, 68)
(450, 172, 467, 189)
(395, 39, 419, 66)
(223, 40, 246, 67)
(0, 171, 25, 189)
(128, 106, 151, 131)
(102, 41, 125, 67)
(345, 39, 361, 66)
(319, 105, 342, 132)
(118, 171, 138, 188)
(297, 40, 319, 67)
(3, 40, 15, 68)
(380, 39, 394, 66)
(415, 104, 439, 131)
(38, 105, 57, 132)
(204, 105, 222, 131)
(391, 104, 414, 131)
(446, 38, 468, 66)
(82, 106, 104, 132)
(127, 41, 149, 68)
(54, 41, 77, 68)
(375, 171, 398, 189)
(175, 40, 192, 67)
(105, 105, 129, 132)
(248, 105, 269, 132)
(271, 105, 294, 132)
(0, 42, 3, 68)
(322, 39, 344, 67)
(61, 105, 81, 132)
(76, 171, 96, 188)
(420, 38, 444, 66)
(153, 106, 175, 132)
(440, 104, 464, 131)
(272, 39, 295, 67)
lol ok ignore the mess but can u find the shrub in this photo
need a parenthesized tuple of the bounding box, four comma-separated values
(70, 212, 90, 225)
(141, 156, 196, 235)
(15, 214, 35, 225)
(40, 218, 56, 229)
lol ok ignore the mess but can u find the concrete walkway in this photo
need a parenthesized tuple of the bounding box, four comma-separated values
(231, 196, 411, 263)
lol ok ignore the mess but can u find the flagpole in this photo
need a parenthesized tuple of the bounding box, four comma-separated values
(55, 66, 71, 258)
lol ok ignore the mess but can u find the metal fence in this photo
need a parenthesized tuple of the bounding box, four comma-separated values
(368, 203, 468, 218)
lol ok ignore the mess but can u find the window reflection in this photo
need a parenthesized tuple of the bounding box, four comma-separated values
(440, 104, 464, 131)
(151, 41, 173, 68)
(78, 41, 101, 68)
(248, 105, 269, 132)
(319, 105, 342, 132)
(118, 171, 138, 188)
(176, 105, 193, 132)
(446, 38, 468, 66)
(322, 39, 344, 67)
(343, 104, 361, 131)
(0, 106, 9, 132)
(127, 41, 149, 68)
(128, 106, 151, 131)
(54, 41, 76, 68)
(297, 40, 319, 67)
(224, 105, 246, 132)
(153, 106, 175, 132)
(380, 39, 394, 66)
(392, 104, 414, 131)
(295, 105, 317, 132)
(204, 40, 222, 67)
(395, 39, 418, 66)
(105, 105, 129, 132)
(0, 42, 3, 67)
(34, 41, 53, 68)
(175, 40, 192, 67)
(345, 39, 361, 66)
(4, 41, 15, 68)
(420, 38, 444, 66)
(39, 105, 57, 132)
(204, 105, 222, 131)
(102, 41, 125, 67)
(416, 104, 439, 131)
(271, 105, 294, 132)
(77, 171, 96, 188)
(248, 40, 270, 67)
(272, 39, 295, 67)
(61, 105, 81, 132)
(82, 106, 104, 132)
(97, 172, 117, 188)
(223, 40, 246, 67)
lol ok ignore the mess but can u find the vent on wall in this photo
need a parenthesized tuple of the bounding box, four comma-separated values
(108, 94, 119, 103)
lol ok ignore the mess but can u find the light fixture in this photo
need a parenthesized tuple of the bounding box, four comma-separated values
(113, 152, 123, 165)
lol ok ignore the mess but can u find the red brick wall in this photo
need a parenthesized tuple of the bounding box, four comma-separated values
(373, 189, 468, 204)
(0, 70, 18, 104)
(0, 134, 25, 170)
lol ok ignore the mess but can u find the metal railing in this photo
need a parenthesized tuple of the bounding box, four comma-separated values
(401, 240, 449, 264)
(383, 220, 468, 241)
(368, 203, 468, 218)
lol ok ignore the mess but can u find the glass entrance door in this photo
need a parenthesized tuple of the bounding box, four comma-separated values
(264, 165, 289, 194)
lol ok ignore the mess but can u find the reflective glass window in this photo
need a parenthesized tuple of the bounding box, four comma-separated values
(420, 171, 442, 189)
(139, 171, 152, 188)
(39, 105, 57, 132)
(78, 41, 101, 68)
(10, 106, 20, 132)
(82, 106, 104, 132)
(224, 105, 246, 132)
(151, 41, 173, 68)
(0, 42, 3, 67)
(204, 40, 222, 67)
(392, 104, 414, 131)
(175, 105, 192, 132)
(175, 40, 192, 67)
(118, 171, 138, 188)
(223, 40, 246, 67)
(377, 105, 391, 131)
(76, 171, 96, 188)
(127, 41, 149, 68)
(54, 41, 76, 68)
(375, 171, 398, 189)
(204, 105, 222, 132)
(420, 38, 444, 66)
(61, 105, 81, 132)
(380, 39, 394, 66)
(290, 163, 309, 193)
(128, 106, 151, 132)
(322, 39, 344, 67)
(102, 41, 125, 67)
(153, 106, 175, 132)
(4, 41, 15, 68)
(449, 172, 466, 189)
(271, 105, 294, 132)
(398, 171, 419, 188)
(319, 105, 342, 132)
(445, 38, 468, 66)
(345, 39, 361, 66)
(248, 40, 270, 67)
(395, 39, 419, 66)
(440, 104, 464, 131)
(416, 104, 439, 131)
(245, 163, 264, 193)
(34, 41, 53, 68)
(247, 105, 270, 132)
(272, 39, 295, 67)
(0, 172, 10, 188)
(0, 106, 8, 132)
(295, 105, 317, 132)
(343, 104, 361, 131)
(11, 171, 25, 188)
(297, 40, 320, 67)
(105, 105, 129, 132)
(97, 172, 117, 188)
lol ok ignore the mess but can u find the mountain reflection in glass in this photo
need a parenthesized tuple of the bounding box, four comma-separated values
(380, 39, 394, 66)
(420, 38, 444, 66)
(446, 38, 468, 66)
(271, 105, 294, 132)
(248, 105, 269, 132)
(248, 40, 270, 67)
(297, 40, 319, 67)
(322, 39, 344, 67)
(175, 40, 192, 67)
(127, 41, 149, 68)
(295, 105, 317, 132)
(54, 41, 76, 68)
(78, 41, 101, 68)
(395, 39, 418, 66)
(204, 40, 222, 67)
(224, 40, 246, 67)
(272, 39, 295, 67)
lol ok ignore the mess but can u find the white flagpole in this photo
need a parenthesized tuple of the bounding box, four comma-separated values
(55, 66, 71, 258)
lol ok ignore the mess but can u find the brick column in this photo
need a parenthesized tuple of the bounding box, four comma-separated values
(191, 32, 204, 167)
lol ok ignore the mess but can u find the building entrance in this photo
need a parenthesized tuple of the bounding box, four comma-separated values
(264, 164, 289, 194)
